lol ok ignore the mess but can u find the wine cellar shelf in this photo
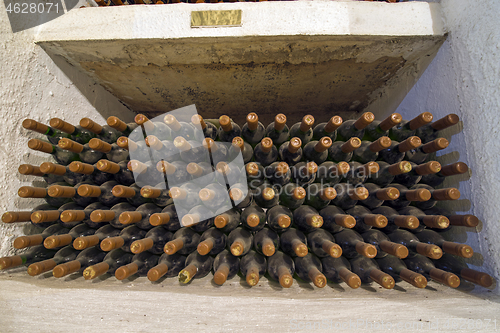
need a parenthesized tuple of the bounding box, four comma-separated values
(35, 1, 445, 124)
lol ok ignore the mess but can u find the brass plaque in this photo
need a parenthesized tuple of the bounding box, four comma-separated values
(191, 10, 242, 28)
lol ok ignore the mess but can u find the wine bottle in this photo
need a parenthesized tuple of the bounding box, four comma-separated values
(312, 116, 343, 141)
(376, 255, 427, 288)
(228, 137, 253, 164)
(319, 206, 356, 234)
(179, 205, 214, 233)
(253, 137, 278, 167)
(252, 183, 278, 209)
(346, 205, 388, 233)
(68, 161, 113, 185)
(198, 183, 230, 211)
(58, 138, 103, 164)
(0, 245, 56, 270)
(128, 160, 165, 187)
(43, 223, 95, 249)
(245, 162, 265, 189)
(53, 246, 106, 278)
(140, 185, 172, 208)
(352, 137, 392, 164)
(369, 161, 412, 187)
(80, 118, 120, 144)
(329, 183, 369, 210)
(279, 183, 306, 209)
(95, 160, 135, 186)
(411, 184, 461, 210)
(387, 229, 442, 259)
(292, 205, 323, 233)
(294, 253, 327, 288)
(13, 224, 68, 249)
(76, 180, 124, 207)
(420, 162, 468, 187)
(423, 207, 479, 228)
(149, 204, 182, 231)
(39, 161, 89, 186)
(404, 253, 460, 288)
(393, 161, 441, 188)
(214, 207, 241, 233)
(306, 229, 342, 258)
(303, 137, 332, 164)
(378, 136, 422, 164)
(116, 136, 150, 163)
(372, 206, 419, 234)
(213, 250, 240, 285)
(106, 116, 139, 137)
(178, 252, 214, 284)
(22, 118, 70, 145)
(186, 162, 215, 188)
(60, 202, 108, 228)
(337, 112, 375, 141)
(398, 206, 450, 231)
(134, 114, 171, 141)
(315, 161, 350, 186)
(415, 229, 473, 258)
(145, 134, 181, 163)
(113, 183, 151, 207)
(88, 138, 129, 163)
(202, 138, 229, 166)
(173, 136, 210, 164)
(266, 205, 293, 233)
(264, 162, 291, 186)
(163, 114, 195, 141)
(349, 256, 395, 289)
(241, 112, 265, 146)
(288, 115, 315, 147)
(215, 161, 242, 187)
(239, 204, 266, 232)
(360, 183, 399, 209)
(362, 113, 402, 141)
(333, 229, 377, 259)
(290, 161, 318, 186)
(128, 226, 173, 255)
(321, 256, 361, 289)
(433, 253, 494, 288)
(45, 183, 95, 208)
(389, 112, 433, 142)
(361, 229, 408, 259)
(253, 227, 279, 257)
(147, 253, 186, 282)
(278, 137, 303, 166)
(27, 246, 80, 276)
(265, 113, 289, 147)
(267, 251, 295, 288)
(114, 252, 159, 280)
(416, 113, 459, 143)
(100, 225, 148, 252)
(83, 248, 134, 280)
(195, 228, 225, 256)
(228, 227, 253, 257)
(191, 114, 217, 141)
(343, 161, 379, 185)
(304, 184, 336, 210)
(90, 202, 137, 229)
(50, 118, 96, 144)
(119, 203, 163, 230)
(169, 183, 202, 209)
(28, 139, 80, 165)
(3, 204, 61, 229)
(164, 227, 200, 255)
(383, 183, 431, 210)
(240, 250, 267, 286)
(217, 115, 242, 142)
(279, 228, 308, 258)
(73, 224, 121, 250)
(405, 138, 449, 164)
(18, 163, 64, 184)
(228, 184, 253, 211)
(327, 138, 362, 163)
(29, 202, 79, 227)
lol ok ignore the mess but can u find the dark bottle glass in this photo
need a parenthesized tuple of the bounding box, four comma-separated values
(303, 137, 332, 164)
(178, 252, 214, 284)
(265, 113, 290, 147)
(18, 163, 65, 184)
(28, 139, 80, 166)
(173, 136, 210, 164)
(266, 205, 293, 233)
(163, 114, 195, 141)
(319, 205, 356, 234)
(149, 204, 182, 232)
(278, 137, 303, 166)
(17, 184, 71, 208)
(312, 116, 343, 141)
(294, 253, 327, 288)
(52, 246, 106, 278)
(241, 112, 265, 146)
(415, 113, 459, 143)
(240, 204, 266, 232)
(134, 114, 171, 141)
(369, 161, 412, 187)
(403, 254, 460, 288)
(240, 250, 267, 287)
(27, 246, 80, 276)
(393, 161, 442, 188)
(197, 228, 227, 256)
(47, 183, 96, 208)
(100, 225, 148, 253)
(344, 161, 379, 185)
(129, 226, 173, 255)
(321, 256, 361, 289)
(89, 202, 136, 229)
(140, 185, 172, 208)
(423, 207, 479, 228)
(304, 184, 337, 210)
(405, 138, 449, 164)
(362, 113, 402, 141)
(169, 183, 202, 209)
(361, 229, 409, 259)
(307, 229, 342, 258)
(333, 229, 377, 259)
(387, 229, 443, 259)
(213, 250, 240, 285)
(118, 203, 163, 231)
(40, 161, 89, 186)
(76, 180, 122, 207)
(215, 161, 242, 187)
(253, 183, 279, 209)
(147, 253, 186, 282)
(68, 161, 113, 185)
(349, 256, 395, 289)
(291, 161, 318, 186)
(337, 112, 375, 141)
(95, 160, 135, 186)
(383, 183, 431, 210)
(376, 254, 428, 288)
(192, 114, 217, 141)
(73, 224, 121, 250)
(115, 252, 159, 280)
(22, 118, 71, 145)
(433, 253, 494, 288)
(228, 137, 253, 164)
(58, 138, 103, 164)
(106, 116, 139, 137)
(0, 245, 56, 270)
(265, 162, 291, 186)
(329, 183, 369, 210)
(83, 248, 134, 280)
(217, 115, 242, 142)
(378, 136, 422, 164)
(327, 138, 362, 163)
(279, 228, 308, 258)
(389, 112, 433, 142)
(164, 227, 200, 255)
(80, 118, 120, 144)
(253, 228, 279, 257)
(43, 223, 95, 249)
(288, 115, 315, 147)
(198, 183, 230, 212)
(411, 184, 461, 210)
(214, 207, 241, 233)
(267, 251, 295, 288)
(372, 206, 420, 234)
(146, 134, 182, 164)
(315, 161, 350, 186)
(279, 183, 306, 209)
(245, 162, 265, 189)
(186, 162, 215, 188)
(50, 117, 96, 144)
(360, 183, 400, 209)
(31, 202, 84, 228)
(415, 229, 473, 258)
(292, 205, 323, 233)
(346, 205, 388, 233)
(398, 206, 450, 231)
(113, 183, 151, 207)
(181, 205, 215, 233)
(12, 224, 68, 249)
(352, 137, 392, 164)
(128, 160, 165, 188)
(253, 137, 278, 167)
(88, 138, 129, 163)
(228, 227, 253, 257)
(420, 162, 469, 187)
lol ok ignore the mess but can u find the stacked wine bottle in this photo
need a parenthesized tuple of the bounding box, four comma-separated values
(0, 110, 494, 290)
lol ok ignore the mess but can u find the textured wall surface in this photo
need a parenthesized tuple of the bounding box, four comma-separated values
(395, 0, 500, 288)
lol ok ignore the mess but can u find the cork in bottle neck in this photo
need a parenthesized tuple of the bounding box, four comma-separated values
(89, 138, 112, 153)
(80, 118, 103, 134)
(259, 138, 274, 153)
(440, 162, 468, 176)
(421, 138, 449, 154)
(58, 138, 84, 153)
(397, 136, 422, 153)
(379, 113, 402, 131)
(324, 116, 343, 133)
(414, 161, 441, 175)
(107, 116, 128, 132)
(299, 115, 315, 132)
(409, 112, 433, 130)
(340, 137, 361, 153)
(314, 137, 332, 153)
(164, 114, 182, 132)
(96, 160, 120, 174)
(68, 161, 94, 174)
(219, 115, 233, 132)
(40, 162, 67, 176)
(191, 114, 207, 130)
(274, 113, 287, 131)
(22, 119, 49, 134)
(353, 112, 374, 130)
(430, 114, 459, 130)
(245, 162, 260, 176)
(246, 112, 259, 131)
(18, 164, 44, 176)
(287, 137, 302, 153)
(369, 136, 392, 153)
(50, 118, 76, 134)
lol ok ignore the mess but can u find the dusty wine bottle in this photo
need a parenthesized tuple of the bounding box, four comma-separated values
(411, 184, 461, 210)
(31, 202, 84, 228)
(333, 229, 377, 259)
(95, 160, 135, 186)
(245, 162, 265, 189)
(279, 183, 306, 209)
(346, 205, 388, 233)
(215, 161, 242, 187)
(73, 224, 121, 250)
(198, 183, 231, 212)
(89, 202, 137, 229)
(50, 118, 95, 144)
(213, 250, 240, 285)
(278, 137, 303, 166)
(303, 137, 332, 165)
(389, 112, 433, 142)
(398, 206, 450, 231)
(228, 137, 253, 164)
(312, 116, 343, 141)
(387, 229, 443, 259)
(304, 184, 336, 210)
(337, 112, 375, 141)
(423, 207, 479, 228)
(372, 206, 420, 234)
(291, 161, 318, 187)
(129, 226, 173, 255)
(22, 118, 71, 145)
(352, 137, 392, 164)
(403, 253, 460, 288)
(119, 203, 162, 230)
(43, 223, 95, 249)
(378, 136, 422, 165)
(349, 256, 395, 289)
(228, 227, 253, 257)
(140, 185, 172, 208)
(58, 138, 103, 164)
(191, 114, 217, 141)
(240, 204, 266, 232)
(344, 161, 379, 185)
(149, 204, 182, 231)
(83, 248, 134, 280)
(319, 206, 356, 234)
(420, 162, 468, 187)
(100, 225, 148, 252)
(253, 137, 278, 167)
(405, 138, 449, 164)
(368, 161, 412, 187)
(75, 180, 122, 206)
(329, 183, 369, 210)
(267, 251, 295, 288)
(414, 229, 473, 258)
(292, 205, 323, 233)
(376, 254, 427, 288)
(40, 161, 89, 186)
(393, 161, 441, 188)
(134, 114, 171, 141)
(294, 253, 327, 288)
(253, 183, 279, 209)
(60, 202, 108, 229)
(360, 183, 400, 209)
(80, 118, 120, 144)
(52, 246, 106, 278)
(265, 113, 290, 147)
(18, 163, 65, 184)
(433, 253, 494, 288)
(196, 227, 226, 256)
(18, 185, 69, 209)
(0, 245, 56, 270)
(182, 205, 216, 233)
(266, 205, 293, 233)
(214, 207, 241, 233)
(361, 229, 408, 259)
(13, 224, 68, 249)
(315, 161, 350, 186)
(253, 227, 279, 257)
(202, 138, 229, 166)
(3, 204, 61, 229)
(240, 250, 267, 287)
(178, 252, 214, 284)
(68, 161, 113, 185)
(306, 229, 342, 258)
(279, 228, 308, 258)
(46, 183, 97, 208)
(415, 113, 459, 143)
(241, 112, 265, 146)
(168, 183, 202, 209)
(164, 114, 196, 141)
(327, 138, 362, 163)
(383, 183, 431, 210)
(164, 227, 200, 255)
(288, 115, 315, 147)
(264, 162, 291, 186)
(27, 246, 80, 276)
(106, 116, 139, 137)
(28, 139, 80, 166)
(114, 252, 159, 280)
(147, 253, 186, 282)
(113, 183, 152, 207)
(321, 256, 361, 289)
(363, 113, 402, 141)
(88, 138, 129, 163)
(217, 115, 242, 142)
